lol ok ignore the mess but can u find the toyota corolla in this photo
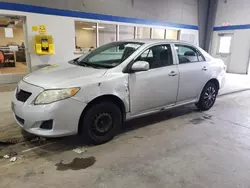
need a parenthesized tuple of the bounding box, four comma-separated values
(12, 40, 226, 144)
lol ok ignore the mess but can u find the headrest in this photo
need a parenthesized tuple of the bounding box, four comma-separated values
(184, 51, 196, 56)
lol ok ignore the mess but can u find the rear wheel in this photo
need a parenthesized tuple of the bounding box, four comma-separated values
(196, 82, 218, 111)
(80, 102, 122, 145)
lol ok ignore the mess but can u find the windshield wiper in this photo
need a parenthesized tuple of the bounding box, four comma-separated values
(77, 61, 102, 69)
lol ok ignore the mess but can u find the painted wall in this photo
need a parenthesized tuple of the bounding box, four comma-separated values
(210, 0, 250, 74)
(3, 0, 198, 25)
(0, 6, 199, 66)
(0, 2, 199, 84)
(215, 0, 250, 26)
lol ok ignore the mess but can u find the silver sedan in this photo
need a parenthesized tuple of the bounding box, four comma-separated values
(12, 40, 226, 144)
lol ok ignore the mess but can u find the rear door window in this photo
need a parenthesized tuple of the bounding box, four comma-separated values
(175, 44, 205, 64)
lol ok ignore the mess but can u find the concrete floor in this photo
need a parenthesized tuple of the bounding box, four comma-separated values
(220, 73, 250, 95)
(1, 88, 250, 187)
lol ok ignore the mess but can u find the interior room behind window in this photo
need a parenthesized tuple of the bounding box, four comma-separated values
(75, 21, 97, 52)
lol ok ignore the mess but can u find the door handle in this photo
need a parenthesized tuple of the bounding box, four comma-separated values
(168, 71, 178, 76)
(202, 66, 208, 71)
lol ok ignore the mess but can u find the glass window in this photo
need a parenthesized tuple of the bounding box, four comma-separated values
(99, 24, 117, 46)
(140, 49, 153, 58)
(137, 27, 150, 39)
(175, 45, 199, 64)
(73, 42, 143, 69)
(152, 28, 165, 39)
(197, 51, 205, 61)
(136, 44, 173, 69)
(119, 25, 135, 40)
(75, 21, 97, 52)
(218, 36, 232, 54)
(0, 17, 27, 75)
(165, 29, 178, 40)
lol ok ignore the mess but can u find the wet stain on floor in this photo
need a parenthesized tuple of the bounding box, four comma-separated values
(55, 157, 96, 171)
(203, 115, 212, 120)
(189, 117, 205, 125)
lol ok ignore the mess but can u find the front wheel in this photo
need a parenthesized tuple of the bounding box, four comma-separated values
(196, 82, 218, 111)
(80, 102, 122, 145)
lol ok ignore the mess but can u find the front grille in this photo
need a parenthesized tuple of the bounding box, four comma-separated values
(15, 115, 25, 125)
(16, 89, 32, 102)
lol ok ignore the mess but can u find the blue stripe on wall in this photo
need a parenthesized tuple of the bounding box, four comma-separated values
(0, 2, 198, 30)
(214, 24, 250, 31)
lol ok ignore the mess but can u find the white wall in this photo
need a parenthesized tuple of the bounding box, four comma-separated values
(210, 0, 250, 74)
(215, 0, 250, 26)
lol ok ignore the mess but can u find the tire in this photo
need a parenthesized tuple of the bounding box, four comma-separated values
(196, 82, 218, 111)
(80, 102, 122, 145)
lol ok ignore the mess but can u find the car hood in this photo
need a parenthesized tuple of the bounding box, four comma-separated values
(23, 63, 107, 88)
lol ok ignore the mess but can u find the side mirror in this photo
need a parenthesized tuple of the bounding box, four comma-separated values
(131, 61, 149, 72)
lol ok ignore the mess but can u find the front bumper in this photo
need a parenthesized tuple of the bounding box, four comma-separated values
(12, 81, 86, 137)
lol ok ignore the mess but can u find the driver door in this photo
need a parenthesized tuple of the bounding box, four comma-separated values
(128, 44, 179, 115)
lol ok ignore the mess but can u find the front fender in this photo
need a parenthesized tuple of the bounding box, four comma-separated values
(73, 74, 130, 113)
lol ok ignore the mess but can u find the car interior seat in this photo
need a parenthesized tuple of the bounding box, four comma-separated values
(184, 50, 198, 62)
(160, 49, 173, 66)
(150, 47, 163, 69)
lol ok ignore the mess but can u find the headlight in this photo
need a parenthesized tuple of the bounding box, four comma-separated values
(34, 88, 80, 105)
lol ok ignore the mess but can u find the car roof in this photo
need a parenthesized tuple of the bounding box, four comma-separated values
(120, 39, 196, 46)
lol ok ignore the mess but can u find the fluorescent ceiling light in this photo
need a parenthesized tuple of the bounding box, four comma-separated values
(82, 27, 94, 30)
(92, 26, 105, 29)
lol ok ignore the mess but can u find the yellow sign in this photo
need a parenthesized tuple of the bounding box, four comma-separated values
(32, 26, 38, 32)
(39, 25, 46, 34)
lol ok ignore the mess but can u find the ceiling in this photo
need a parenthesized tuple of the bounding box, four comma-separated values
(0, 16, 23, 28)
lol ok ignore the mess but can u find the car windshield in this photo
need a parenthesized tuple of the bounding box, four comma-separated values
(72, 42, 144, 69)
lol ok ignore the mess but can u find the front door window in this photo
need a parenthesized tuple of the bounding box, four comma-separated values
(135, 44, 173, 69)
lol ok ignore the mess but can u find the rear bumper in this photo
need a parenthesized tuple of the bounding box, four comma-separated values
(218, 70, 226, 90)
(12, 81, 86, 137)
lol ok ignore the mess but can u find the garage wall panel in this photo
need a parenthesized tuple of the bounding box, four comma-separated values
(0, 2, 199, 73)
(211, 0, 250, 74)
(215, 0, 250, 26)
(3, 0, 198, 25)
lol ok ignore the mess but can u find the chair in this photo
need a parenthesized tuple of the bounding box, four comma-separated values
(0, 50, 5, 68)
